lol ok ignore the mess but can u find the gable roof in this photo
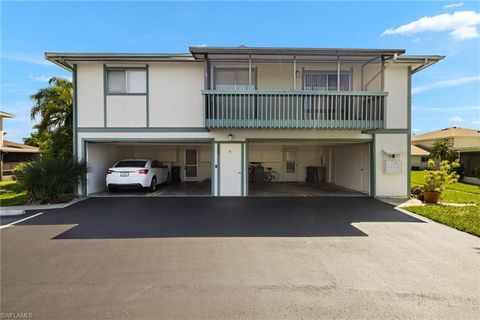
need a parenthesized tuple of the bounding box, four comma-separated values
(0, 111, 15, 119)
(0, 140, 40, 153)
(412, 127, 480, 142)
(411, 144, 430, 156)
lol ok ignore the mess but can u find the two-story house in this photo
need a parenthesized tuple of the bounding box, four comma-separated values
(46, 46, 442, 197)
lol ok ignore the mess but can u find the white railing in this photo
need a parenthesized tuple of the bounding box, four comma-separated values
(203, 90, 387, 129)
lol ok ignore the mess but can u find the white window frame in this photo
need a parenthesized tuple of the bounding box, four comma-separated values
(303, 70, 352, 91)
(213, 67, 257, 90)
(106, 68, 147, 95)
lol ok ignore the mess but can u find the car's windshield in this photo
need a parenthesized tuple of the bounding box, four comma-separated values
(114, 160, 147, 168)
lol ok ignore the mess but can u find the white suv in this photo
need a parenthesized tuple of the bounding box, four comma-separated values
(106, 159, 169, 192)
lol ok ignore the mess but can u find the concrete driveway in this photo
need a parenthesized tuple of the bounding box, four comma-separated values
(1, 197, 478, 319)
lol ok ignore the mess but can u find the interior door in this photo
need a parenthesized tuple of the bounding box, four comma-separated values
(283, 149, 298, 181)
(184, 148, 198, 181)
(219, 143, 242, 196)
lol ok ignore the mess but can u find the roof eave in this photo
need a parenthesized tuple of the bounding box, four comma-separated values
(189, 46, 406, 59)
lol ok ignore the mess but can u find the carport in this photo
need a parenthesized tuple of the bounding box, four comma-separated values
(85, 141, 212, 196)
(247, 140, 371, 196)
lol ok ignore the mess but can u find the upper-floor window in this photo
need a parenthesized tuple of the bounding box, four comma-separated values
(214, 68, 256, 90)
(107, 68, 146, 94)
(304, 71, 351, 91)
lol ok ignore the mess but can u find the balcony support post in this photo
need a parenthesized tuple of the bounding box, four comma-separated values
(381, 55, 385, 91)
(204, 54, 210, 90)
(248, 54, 252, 88)
(293, 55, 297, 90)
(337, 55, 340, 90)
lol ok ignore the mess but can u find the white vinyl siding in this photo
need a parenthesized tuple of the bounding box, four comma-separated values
(107, 69, 146, 94)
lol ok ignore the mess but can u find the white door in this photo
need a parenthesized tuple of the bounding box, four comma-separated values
(360, 143, 371, 194)
(184, 148, 198, 181)
(219, 143, 242, 196)
(283, 149, 298, 181)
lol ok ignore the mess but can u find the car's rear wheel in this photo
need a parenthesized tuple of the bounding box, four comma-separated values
(108, 186, 118, 193)
(149, 177, 157, 192)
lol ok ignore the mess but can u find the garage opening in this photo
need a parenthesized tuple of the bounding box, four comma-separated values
(248, 141, 371, 196)
(86, 142, 212, 196)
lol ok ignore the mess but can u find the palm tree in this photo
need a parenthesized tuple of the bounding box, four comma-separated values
(429, 139, 458, 162)
(30, 77, 73, 133)
(29, 77, 73, 156)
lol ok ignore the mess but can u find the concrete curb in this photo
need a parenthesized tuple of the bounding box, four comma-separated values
(0, 197, 88, 214)
(0, 209, 26, 217)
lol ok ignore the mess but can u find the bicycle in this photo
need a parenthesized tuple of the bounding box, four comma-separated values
(248, 162, 279, 183)
(263, 167, 280, 182)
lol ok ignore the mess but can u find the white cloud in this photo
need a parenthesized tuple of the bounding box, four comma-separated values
(412, 76, 480, 94)
(443, 2, 464, 9)
(449, 26, 479, 39)
(412, 128, 423, 133)
(413, 37, 421, 42)
(28, 75, 51, 82)
(382, 11, 480, 40)
(448, 116, 464, 122)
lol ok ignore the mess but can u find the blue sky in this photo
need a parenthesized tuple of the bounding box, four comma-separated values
(1, 1, 479, 142)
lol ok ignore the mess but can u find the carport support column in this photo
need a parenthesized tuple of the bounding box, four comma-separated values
(370, 135, 376, 197)
(243, 142, 248, 196)
(81, 139, 88, 197)
(213, 143, 219, 196)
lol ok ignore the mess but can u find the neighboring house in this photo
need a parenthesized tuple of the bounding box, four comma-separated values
(46, 46, 442, 197)
(412, 127, 480, 183)
(0, 111, 40, 180)
(411, 145, 430, 170)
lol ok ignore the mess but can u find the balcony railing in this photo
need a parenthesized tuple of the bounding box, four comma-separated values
(203, 90, 387, 130)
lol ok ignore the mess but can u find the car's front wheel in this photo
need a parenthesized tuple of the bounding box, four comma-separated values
(149, 177, 157, 192)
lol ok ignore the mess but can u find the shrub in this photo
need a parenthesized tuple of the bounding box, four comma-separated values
(423, 159, 460, 193)
(15, 155, 88, 203)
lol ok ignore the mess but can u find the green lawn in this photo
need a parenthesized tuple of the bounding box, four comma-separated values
(410, 170, 480, 204)
(407, 171, 480, 237)
(0, 181, 27, 207)
(405, 205, 480, 237)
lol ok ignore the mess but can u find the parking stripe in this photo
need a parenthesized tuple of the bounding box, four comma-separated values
(0, 212, 45, 230)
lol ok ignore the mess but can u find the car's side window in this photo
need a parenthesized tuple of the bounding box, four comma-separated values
(152, 161, 158, 168)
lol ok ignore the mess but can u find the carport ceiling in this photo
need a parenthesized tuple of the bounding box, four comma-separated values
(249, 141, 370, 146)
(91, 142, 211, 146)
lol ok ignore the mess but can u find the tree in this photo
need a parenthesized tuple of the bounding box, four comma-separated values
(26, 77, 73, 157)
(429, 139, 458, 162)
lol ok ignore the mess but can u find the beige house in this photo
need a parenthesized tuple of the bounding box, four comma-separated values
(46, 46, 443, 197)
(0, 111, 40, 180)
(411, 144, 430, 170)
(412, 127, 480, 182)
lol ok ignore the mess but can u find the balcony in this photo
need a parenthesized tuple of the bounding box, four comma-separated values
(203, 90, 387, 130)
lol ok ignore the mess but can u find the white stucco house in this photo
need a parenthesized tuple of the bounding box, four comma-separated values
(46, 46, 442, 197)
(412, 127, 480, 184)
(410, 144, 430, 170)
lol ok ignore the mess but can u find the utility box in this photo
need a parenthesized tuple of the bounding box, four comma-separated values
(384, 158, 402, 174)
(382, 147, 403, 175)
